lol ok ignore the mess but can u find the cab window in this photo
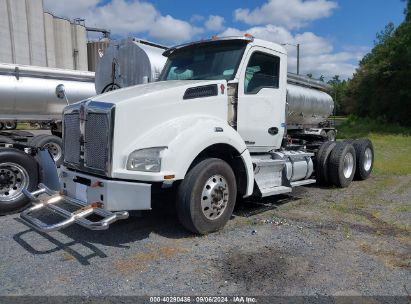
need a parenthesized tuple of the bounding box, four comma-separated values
(244, 52, 280, 94)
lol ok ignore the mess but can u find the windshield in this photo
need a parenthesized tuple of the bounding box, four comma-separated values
(159, 41, 247, 81)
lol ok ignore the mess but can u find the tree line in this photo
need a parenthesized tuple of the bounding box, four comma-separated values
(319, 0, 411, 126)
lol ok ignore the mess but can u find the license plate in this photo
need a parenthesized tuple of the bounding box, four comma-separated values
(75, 183, 88, 202)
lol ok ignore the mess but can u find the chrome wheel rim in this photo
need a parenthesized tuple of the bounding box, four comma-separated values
(0, 163, 29, 202)
(201, 174, 229, 220)
(363, 148, 373, 171)
(343, 152, 354, 179)
(44, 142, 62, 162)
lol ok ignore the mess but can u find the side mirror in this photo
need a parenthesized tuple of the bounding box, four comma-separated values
(56, 84, 66, 99)
(55, 84, 69, 105)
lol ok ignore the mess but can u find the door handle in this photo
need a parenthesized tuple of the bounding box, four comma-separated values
(268, 127, 279, 135)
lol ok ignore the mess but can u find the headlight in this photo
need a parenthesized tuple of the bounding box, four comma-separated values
(126, 147, 167, 172)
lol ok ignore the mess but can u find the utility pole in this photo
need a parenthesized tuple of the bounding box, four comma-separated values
(296, 43, 300, 75)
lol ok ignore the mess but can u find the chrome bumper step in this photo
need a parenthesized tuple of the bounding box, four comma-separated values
(21, 184, 129, 232)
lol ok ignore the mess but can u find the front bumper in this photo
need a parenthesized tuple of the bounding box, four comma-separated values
(20, 167, 152, 232)
(60, 167, 151, 211)
(21, 184, 129, 232)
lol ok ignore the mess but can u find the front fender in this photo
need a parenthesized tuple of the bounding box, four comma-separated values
(112, 115, 254, 196)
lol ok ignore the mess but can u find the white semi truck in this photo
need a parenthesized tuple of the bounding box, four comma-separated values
(19, 36, 374, 234)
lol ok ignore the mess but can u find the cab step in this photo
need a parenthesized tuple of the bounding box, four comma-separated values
(21, 183, 128, 232)
(259, 186, 292, 197)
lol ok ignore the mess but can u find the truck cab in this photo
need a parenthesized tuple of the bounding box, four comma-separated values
(21, 36, 374, 234)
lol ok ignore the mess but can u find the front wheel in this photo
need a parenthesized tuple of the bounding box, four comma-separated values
(176, 158, 237, 234)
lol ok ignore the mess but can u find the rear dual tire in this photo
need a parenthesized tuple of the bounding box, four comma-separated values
(351, 139, 374, 180)
(316, 139, 374, 188)
(328, 142, 356, 188)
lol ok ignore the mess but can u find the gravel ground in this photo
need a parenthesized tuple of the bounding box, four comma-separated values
(0, 173, 410, 297)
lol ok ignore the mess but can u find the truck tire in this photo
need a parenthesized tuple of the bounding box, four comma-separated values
(327, 130, 336, 141)
(0, 136, 14, 144)
(0, 123, 4, 130)
(4, 121, 17, 130)
(31, 135, 63, 167)
(0, 148, 38, 215)
(352, 139, 374, 180)
(315, 141, 336, 186)
(176, 158, 237, 235)
(328, 142, 356, 188)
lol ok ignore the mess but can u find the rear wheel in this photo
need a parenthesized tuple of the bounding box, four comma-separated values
(32, 135, 63, 167)
(176, 158, 237, 234)
(0, 148, 38, 214)
(4, 121, 17, 130)
(328, 142, 356, 188)
(315, 141, 336, 186)
(352, 139, 374, 180)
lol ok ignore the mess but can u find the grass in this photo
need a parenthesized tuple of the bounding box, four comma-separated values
(337, 116, 411, 176)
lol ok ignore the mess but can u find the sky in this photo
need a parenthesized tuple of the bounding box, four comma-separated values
(43, 0, 407, 80)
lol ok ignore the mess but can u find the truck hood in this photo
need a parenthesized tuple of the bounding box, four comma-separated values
(91, 79, 229, 178)
(94, 80, 219, 105)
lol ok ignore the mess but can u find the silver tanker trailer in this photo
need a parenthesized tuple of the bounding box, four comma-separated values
(0, 39, 168, 211)
(0, 64, 96, 212)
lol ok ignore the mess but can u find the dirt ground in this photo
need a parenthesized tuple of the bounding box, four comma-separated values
(0, 173, 409, 297)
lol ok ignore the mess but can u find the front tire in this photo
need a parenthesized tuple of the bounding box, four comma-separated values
(176, 158, 237, 235)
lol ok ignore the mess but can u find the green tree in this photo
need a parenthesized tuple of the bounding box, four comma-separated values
(343, 0, 411, 126)
(328, 76, 348, 115)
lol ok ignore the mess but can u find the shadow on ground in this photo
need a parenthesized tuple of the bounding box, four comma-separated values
(12, 192, 303, 265)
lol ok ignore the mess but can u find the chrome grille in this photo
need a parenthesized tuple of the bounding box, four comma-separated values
(63, 113, 80, 164)
(85, 113, 109, 171)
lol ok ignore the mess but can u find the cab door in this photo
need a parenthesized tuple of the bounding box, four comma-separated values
(236, 47, 287, 153)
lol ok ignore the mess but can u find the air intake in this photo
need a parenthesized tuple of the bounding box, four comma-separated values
(183, 84, 218, 100)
